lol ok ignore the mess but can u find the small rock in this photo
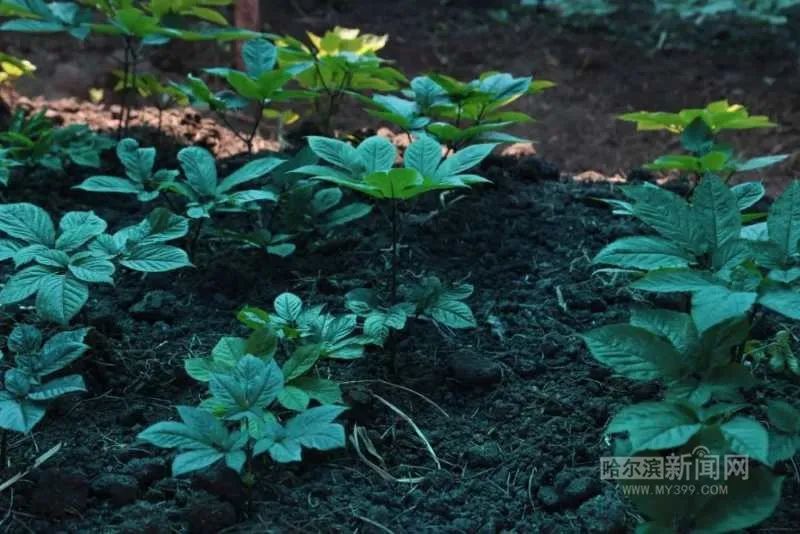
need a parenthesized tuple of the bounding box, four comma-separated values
(122, 457, 168, 488)
(185, 495, 237, 534)
(192, 464, 246, 505)
(28, 468, 90, 517)
(91, 473, 139, 506)
(449, 353, 502, 386)
(554, 468, 601, 508)
(537, 485, 561, 510)
(465, 441, 503, 467)
(578, 489, 627, 533)
(517, 156, 560, 181)
(129, 290, 179, 322)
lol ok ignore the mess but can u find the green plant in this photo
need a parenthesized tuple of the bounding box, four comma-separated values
(277, 26, 406, 134)
(111, 71, 188, 132)
(0, 109, 115, 174)
(0, 324, 87, 464)
(0, 205, 192, 323)
(585, 158, 800, 530)
(75, 137, 179, 201)
(139, 353, 347, 477)
(368, 72, 553, 150)
(593, 177, 800, 331)
(177, 38, 311, 153)
(619, 101, 786, 183)
(522, 0, 618, 17)
(0, 148, 21, 187)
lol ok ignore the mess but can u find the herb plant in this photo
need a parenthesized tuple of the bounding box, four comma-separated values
(277, 26, 406, 134)
(585, 165, 800, 530)
(619, 101, 787, 183)
(0, 205, 192, 323)
(0, 324, 88, 464)
(75, 137, 179, 201)
(140, 348, 347, 476)
(0, 109, 114, 173)
(368, 72, 553, 149)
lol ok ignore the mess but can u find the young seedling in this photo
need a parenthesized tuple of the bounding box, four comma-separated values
(619, 101, 787, 186)
(0, 109, 114, 174)
(0, 205, 192, 324)
(165, 146, 283, 256)
(139, 353, 347, 479)
(368, 72, 553, 150)
(0, 325, 88, 466)
(0, 51, 35, 85)
(277, 27, 406, 134)
(75, 137, 179, 201)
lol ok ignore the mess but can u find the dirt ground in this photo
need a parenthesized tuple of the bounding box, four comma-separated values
(0, 1, 799, 533)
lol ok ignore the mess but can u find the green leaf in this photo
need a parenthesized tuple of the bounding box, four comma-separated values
(0, 203, 55, 246)
(120, 245, 191, 272)
(767, 180, 800, 257)
(307, 136, 361, 173)
(243, 38, 277, 77)
(56, 211, 107, 251)
(178, 147, 218, 196)
(631, 269, 719, 293)
(731, 182, 765, 211)
(582, 325, 683, 381)
(209, 356, 284, 420)
(721, 417, 770, 465)
(35, 274, 89, 324)
(436, 143, 495, 178)
(429, 299, 476, 328)
(7, 324, 42, 354)
(767, 400, 800, 434)
(680, 116, 714, 153)
(291, 377, 342, 404)
(593, 236, 694, 270)
(252, 405, 346, 462)
(277, 385, 310, 411)
(75, 175, 141, 195)
(172, 448, 225, 476)
(356, 136, 396, 174)
(607, 402, 702, 453)
(758, 289, 800, 320)
(217, 157, 284, 194)
(404, 135, 442, 178)
(0, 265, 52, 305)
(29, 374, 86, 400)
(691, 175, 740, 251)
(282, 345, 321, 381)
(629, 308, 698, 355)
(274, 292, 303, 322)
(68, 252, 115, 284)
(692, 287, 757, 332)
(0, 397, 45, 433)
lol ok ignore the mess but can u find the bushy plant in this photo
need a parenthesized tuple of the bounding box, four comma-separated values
(0, 205, 192, 323)
(654, 0, 800, 24)
(585, 152, 799, 528)
(0, 109, 114, 175)
(138, 364, 346, 476)
(368, 72, 553, 150)
(619, 101, 787, 182)
(0, 324, 88, 465)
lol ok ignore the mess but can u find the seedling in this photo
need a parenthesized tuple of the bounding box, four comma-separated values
(75, 137, 179, 201)
(277, 27, 406, 134)
(368, 72, 553, 149)
(619, 101, 787, 184)
(0, 205, 192, 323)
(0, 109, 114, 174)
(0, 324, 88, 465)
(140, 345, 347, 477)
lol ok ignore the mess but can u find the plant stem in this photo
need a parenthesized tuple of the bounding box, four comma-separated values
(189, 218, 206, 261)
(246, 101, 265, 154)
(117, 39, 131, 138)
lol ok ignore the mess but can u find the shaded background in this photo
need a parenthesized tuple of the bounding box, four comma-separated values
(2, 0, 799, 188)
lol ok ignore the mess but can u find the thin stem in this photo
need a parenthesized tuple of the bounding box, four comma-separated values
(218, 112, 253, 153)
(125, 41, 139, 132)
(189, 218, 206, 261)
(246, 101, 266, 154)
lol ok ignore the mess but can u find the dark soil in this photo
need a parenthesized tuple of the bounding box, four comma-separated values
(0, 1, 799, 533)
